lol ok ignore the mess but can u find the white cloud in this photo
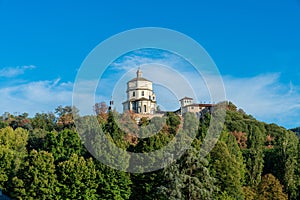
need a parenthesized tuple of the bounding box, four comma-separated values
(110, 49, 187, 72)
(223, 73, 300, 128)
(0, 79, 73, 115)
(1, 53, 299, 129)
(0, 65, 36, 78)
(1, 69, 299, 128)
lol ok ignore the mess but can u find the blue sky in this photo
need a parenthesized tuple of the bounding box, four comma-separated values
(0, 0, 300, 128)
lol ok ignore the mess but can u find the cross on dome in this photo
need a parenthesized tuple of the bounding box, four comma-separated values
(137, 67, 142, 78)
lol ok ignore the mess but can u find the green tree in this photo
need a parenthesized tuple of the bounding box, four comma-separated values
(57, 154, 98, 199)
(210, 141, 244, 199)
(12, 150, 58, 199)
(243, 123, 265, 187)
(96, 163, 132, 200)
(156, 161, 184, 200)
(276, 130, 298, 199)
(295, 142, 300, 200)
(31, 112, 56, 131)
(105, 111, 131, 149)
(42, 129, 86, 163)
(226, 133, 246, 185)
(165, 112, 181, 135)
(27, 128, 48, 151)
(0, 127, 28, 193)
(158, 148, 217, 200)
(263, 126, 299, 199)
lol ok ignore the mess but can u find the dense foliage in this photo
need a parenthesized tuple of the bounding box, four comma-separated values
(0, 102, 299, 199)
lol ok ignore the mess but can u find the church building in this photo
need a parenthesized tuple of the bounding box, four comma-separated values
(122, 68, 157, 114)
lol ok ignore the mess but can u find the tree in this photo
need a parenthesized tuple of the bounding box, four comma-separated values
(94, 101, 108, 115)
(31, 112, 56, 131)
(94, 102, 108, 126)
(243, 186, 257, 200)
(0, 147, 16, 190)
(243, 123, 265, 187)
(256, 174, 288, 200)
(57, 154, 98, 199)
(227, 101, 237, 111)
(156, 161, 185, 200)
(96, 163, 132, 200)
(42, 129, 86, 163)
(295, 142, 300, 200)
(275, 130, 298, 199)
(55, 105, 78, 130)
(27, 128, 48, 151)
(0, 127, 28, 193)
(226, 133, 246, 185)
(0, 120, 8, 129)
(7, 113, 32, 130)
(158, 148, 217, 200)
(165, 112, 181, 135)
(209, 141, 244, 199)
(263, 125, 299, 199)
(104, 111, 130, 149)
(12, 150, 58, 199)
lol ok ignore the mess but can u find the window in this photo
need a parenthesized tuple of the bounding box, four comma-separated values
(142, 91, 144, 96)
(144, 105, 147, 112)
(149, 95, 151, 100)
(153, 96, 155, 100)
(133, 91, 135, 97)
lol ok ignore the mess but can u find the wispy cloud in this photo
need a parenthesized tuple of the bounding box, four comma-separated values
(0, 78, 73, 115)
(1, 53, 299, 129)
(223, 73, 300, 128)
(0, 65, 36, 78)
(109, 49, 189, 73)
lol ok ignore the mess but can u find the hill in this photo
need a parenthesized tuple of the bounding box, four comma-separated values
(290, 126, 300, 138)
(0, 102, 299, 199)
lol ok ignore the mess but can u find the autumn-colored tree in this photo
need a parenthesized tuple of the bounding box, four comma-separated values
(94, 102, 108, 125)
(55, 105, 78, 130)
(243, 186, 257, 200)
(256, 174, 288, 200)
(231, 130, 247, 149)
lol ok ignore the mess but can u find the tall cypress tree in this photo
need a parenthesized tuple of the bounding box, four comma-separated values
(209, 141, 244, 199)
(243, 123, 265, 187)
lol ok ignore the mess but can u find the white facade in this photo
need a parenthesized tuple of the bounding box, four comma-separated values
(123, 68, 157, 114)
(180, 97, 214, 115)
(180, 97, 193, 107)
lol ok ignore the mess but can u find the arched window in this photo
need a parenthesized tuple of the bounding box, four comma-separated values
(144, 105, 147, 113)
